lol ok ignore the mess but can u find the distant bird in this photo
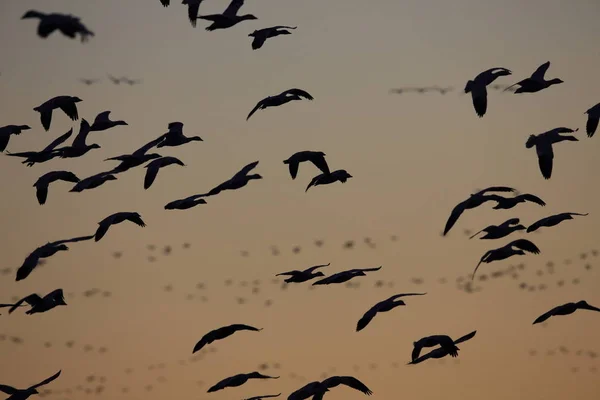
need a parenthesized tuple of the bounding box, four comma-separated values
(283, 151, 329, 179)
(0, 370, 61, 400)
(198, 0, 257, 31)
(90, 111, 128, 132)
(33, 96, 82, 131)
(288, 376, 372, 400)
(164, 194, 207, 210)
(464, 67, 512, 117)
(527, 212, 589, 233)
(22, 11, 94, 42)
(305, 170, 352, 192)
(6, 129, 73, 167)
(276, 263, 330, 283)
(208, 372, 278, 393)
(53, 119, 100, 158)
(80, 79, 100, 86)
(248, 26, 297, 50)
(8, 289, 67, 315)
(105, 136, 163, 173)
(584, 102, 600, 138)
(0, 125, 31, 152)
(156, 122, 203, 148)
(533, 301, 600, 324)
(143, 156, 185, 189)
(94, 212, 146, 242)
(473, 239, 540, 279)
(193, 324, 262, 354)
(313, 266, 382, 286)
(107, 75, 122, 85)
(411, 335, 462, 361)
(182, 0, 205, 27)
(33, 171, 80, 205)
(469, 218, 526, 240)
(244, 394, 281, 400)
(356, 293, 426, 332)
(16, 235, 94, 281)
(442, 186, 517, 236)
(247, 89, 313, 120)
(121, 77, 142, 86)
(70, 171, 117, 193)
(409, 331, 477, 365)
(197, 161, 262, 197)
(525, 127, 579, 179)
(505, 61, 563, 94)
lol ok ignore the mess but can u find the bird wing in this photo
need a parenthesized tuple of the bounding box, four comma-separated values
(144, 164, 160, 190)
(531, 61, 551, 80)
(0, 385, 18, 395)
(16, 252, 41, 282)
(476, 186, 516, 195)
(9, 294, 42, 313)
(536, 142, 554, 180)
(305, 174, 324, 192)
(186, 1, 202, 27)
(94, 111, 111, 124)
(533, 307, 558, 324)
(230, 323, 261, 332)
(72, 119, 92, 147)
(47, 288, 65, 302)
(525, 216, 546, 233)
(472, 251, 491, 280)
(160, 0, 170, 6)
(126, 213, 147, 227)
(37, 20, 59, 38)
(223, 0, 244, 16)
(356, 307, 378, 332)
(322, 376, 372, 395)
(281, 88, 313, 100)
(586, 115, 599, 138)
(36, 183, 48, 205)
(271, 26, 297, 30)
(453, 330, 477, 345)
(233, 161, 259, 179)
(275, 271, 296, 276)
(44, 129, 74, 151)
(388, 292, 427, 300)
(133, 136, 165, 156)
(310, 155, 330, 175)
(471, 87, 487, 117)
(359, 266, 382, 272)
(30, 370, 62, 390)
(503, 218, 521, 226)
(519, 193, 546, 206)
(511, 239, 540, 254)
(251, 34, 267, 50)
(247, 99, 267, 120)
(304, 263, 330, 274)
(52, 235, 95, 245)
(192, 333, 212, 353)
(58, 100, 79, 121)
(443, 201, 467, 236)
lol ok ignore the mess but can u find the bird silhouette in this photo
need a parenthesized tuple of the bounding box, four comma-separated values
(155, 122, 203, 148)
(464, 67, 512, 117)
(356, 293, 426, 332)
(164, 194, 207, 210)
(33, 96, 82, 131)
(52, 119, 101, 159)
(505, 61, 563, 94)
(527, 212, 589, 233)
(305, 170, 352, 192)
(182, 0, 205, 27)
(0, 125, 31, 152)
(473, 239, 541, 279)
(469, 218, 526, 240)
(249, 26, 297, 50)
(70, 171, 117, 193)
(196, 161, 262, 197)
(104, 136, 164, 173)
(247, 89, 313, 120)
(533, 301, 600, 324)
(207, 372, 277, 393)
(143, 156, 186, 189)
(409, 331, 477, 365)
(8, 289, 67, 315)
(33, 171, 80, 205)
(22, 11, 94, 42)
(90, 111, 128, 132)
(313, 267, 382, 286)
(5, 129, 73, 166)
(288, 376, 372, 400)
(94, 212, 146, 242)
(193, 324, 262, 353)
(412, 335, 461, 361)
(197, 0, 257, 31)
(276, 263, 330, 283)
(283, 151, 330, 179)
(584, 102, 600, 137)
(0, 370, 61, 400)
(525, 127, 579, 179)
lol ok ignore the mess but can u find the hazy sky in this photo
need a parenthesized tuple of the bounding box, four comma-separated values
(1, 1, 600, 399)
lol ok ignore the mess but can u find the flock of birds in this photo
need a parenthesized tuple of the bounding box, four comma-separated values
(1, 1, 600, 400)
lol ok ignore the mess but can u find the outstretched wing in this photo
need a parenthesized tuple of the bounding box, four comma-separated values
(310, 155, 330, 175)
(223, 0, 244, 16)
(387, 293, 427, 300)
(94, 111, 111, 123)
(247, 99, 267, 120)
(9, 294, 42, 313)
(356, 307, 378, 332)
(73, 119, 92, 147)
(229, 323, 262, 332)
(443, 201, 466, 236)
(453, 330, 477, 345)
(304, 263, 330, 274)
(52, 235, 95, 246)
(233, 161, 259, 179)
(125, 213, 146, 227)
(281, 88, 313, 100)
(30, 370, 62, 390)
(531, 61, 550, 80)
(533, 307, 558, 324)
(305, 174, 324, 192)
(133, 135, 165, 156)
(44, 129, 73, 152)
(321, 376, 373, 395)
(358, 266, 382, 273)
(0, 385, 18, 395)
(519, 193, 546, 206)
(472, 251, 492, 280)
(270, 26, 297, 31)
(476, 186, 516, 195)
(511, 239, 540, 254)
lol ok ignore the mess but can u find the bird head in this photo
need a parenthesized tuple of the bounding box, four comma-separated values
(249, 174, 263, 180)
(90, 144, 101, 150)
(576, 300, 590, 307)
(514, 224, 527, 232)
(525, 135, 537, 148)
(191, 136, 203, 142)
(116, 121, 128, 126)
(22, 10, 45, 19)
(104, 175, 118, 181)
(57, 297, 68, 306)
(242, 14, 258, 21)
(56, 244, 69, 251)
(549, 78, 564, 85)
(71, 97, 83, 103)
(248, 30, 257, 37)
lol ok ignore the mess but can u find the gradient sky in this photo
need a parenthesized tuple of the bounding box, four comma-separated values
(1, 0, 600, 399)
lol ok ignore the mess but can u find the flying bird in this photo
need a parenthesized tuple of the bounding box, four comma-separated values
(248, 26, 297, 50)
(207, 372, 278, 393)
(0, 370, 61, 400)
(33, 96, 82, 131)
(469, 218, 526, 240)
(16, 235, 94, 281)
(70, 171, 117, 193)
(155, 122, 203, 148)
(94, 212, 146, 242)
(121, 77, 142, 86)
(80, 78, 100, 86)
(105, 136, 163, 173)
(356, 293, 426, 332)
(90, 111, 128, 132)
(276, 263, 330, 283)
(193, 324, 262, 354)
(527, 212, 589, 233)
(164, 194, 207, 210)
(143, 156, 185, 189)
(5, 129, 73, 166)
(505, 61, 563, 94)
(409, 331, 477, 365)
(8, 289, 67, 315)
(305, 170, 352, 192)
(247, 89, 313, 120)
(107, 75, 122, 85)
(283, 151, 329, 179)
(288, 376, 372, 400)
(464, 67, 512, 117)
(525, 127, 579, 179)
(533, 301, 600, 324)
(52, 119, 100, 158)
(313, 267, 382, 286)
(442, 186, 518, 236)
(0, 125, 31, 152)
(22, 11, 94, 42)
(198, 0, 257, 31)
(33, 171, 80, 205)
(473, 239, 540, 279)
(584, 102, 600, 138)
(484, 193, 546, 209)
(196, 161, 262, 197)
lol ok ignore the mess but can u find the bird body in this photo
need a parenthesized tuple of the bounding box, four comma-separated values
(533, 301, 600, 324)
(198, 161, 262, 197)
(70, 172, 117, 193)
(473, 239, 540, 279)
(94, 212, 146, 242)
(155, 122, 203, 148)
(305, 170, 352, 192)
(409, 331, 477, 365)
(164, 194, 207, 210)
(53, 119, 100, 158)
(288, 376, 372, 400)
(247, 89, 313, 120)
(33, 96, 82, 131)
(143, 156, 185, 189)
(8, 289, 67, 315)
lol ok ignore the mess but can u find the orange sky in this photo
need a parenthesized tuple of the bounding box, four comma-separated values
(1, 1, 600, 400)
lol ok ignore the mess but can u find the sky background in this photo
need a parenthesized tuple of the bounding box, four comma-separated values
(1, 0, 600, 399)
